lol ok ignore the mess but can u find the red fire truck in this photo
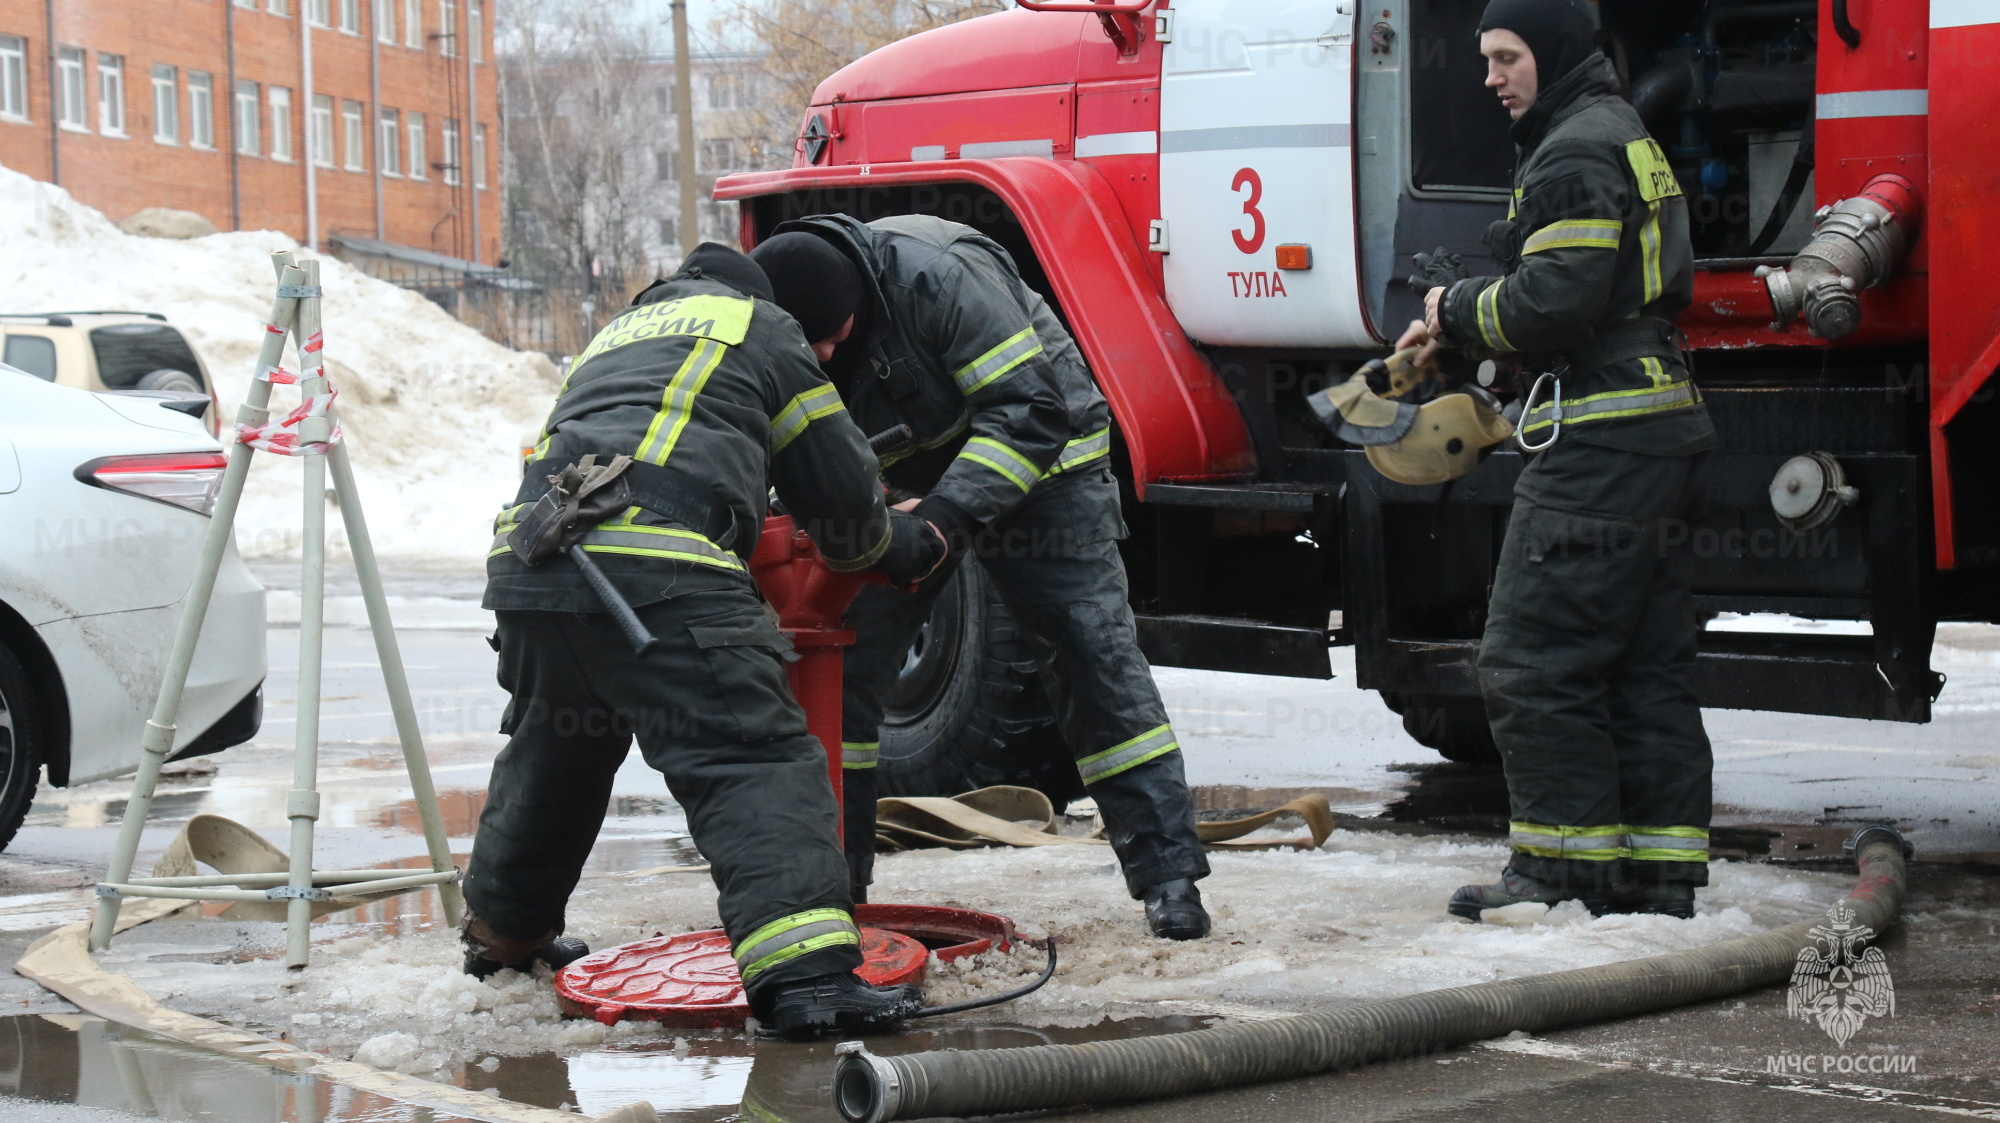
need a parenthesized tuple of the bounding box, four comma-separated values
(715, 0, 1995, 800)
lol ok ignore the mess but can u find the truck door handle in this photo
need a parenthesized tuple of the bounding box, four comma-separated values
(1833, 0, 1861, 49)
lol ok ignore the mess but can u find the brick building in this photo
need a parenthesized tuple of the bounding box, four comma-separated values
(0, 0, 500, 265)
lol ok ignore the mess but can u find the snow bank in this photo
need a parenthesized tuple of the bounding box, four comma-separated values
(0, 165, 558, 562)
(100, 830, 1853, 1075)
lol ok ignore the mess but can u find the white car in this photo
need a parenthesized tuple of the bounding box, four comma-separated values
(0, 362, 266, 850)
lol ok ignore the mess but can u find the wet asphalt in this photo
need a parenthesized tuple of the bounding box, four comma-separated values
(0, 560, 1995, 1121)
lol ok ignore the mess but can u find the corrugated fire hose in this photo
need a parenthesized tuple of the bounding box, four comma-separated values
(832, 824, 1911, 1123)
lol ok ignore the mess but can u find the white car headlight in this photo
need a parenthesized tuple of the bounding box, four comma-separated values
(73, 452, 230, 516)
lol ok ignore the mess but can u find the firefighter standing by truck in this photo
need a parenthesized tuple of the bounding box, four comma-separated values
(1397, 0, 1717, 920)
(749, 216, 1213, 941)
(463, 243, 949, 1039)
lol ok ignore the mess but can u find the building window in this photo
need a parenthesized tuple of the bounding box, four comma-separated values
(699, 137, 738, 173)
(404, 0, 422, 48)
(441, 117, 460, 185)
(707, 73, 747, 112)
(268, 86, 291, 161)
(269, 0, 290, 16)
(311, 94, 334, 166)
(234, 80, 259, 155)
(0, 35, 27, 123)
(308, 0, 329, 27)
(340, 0, 360, 33)
(374, 0, 396, 43)
(97, 54, 125, 137)
(659, 216, 676, 245)
(439, 0, 458, 57)
(57, 47, 85, 130)
(406, 110, 426, 178)
(655, 86, 671, 115)
(469, 0, 483, 62)
(655, 148, 674, 181)
(342, 99, 363, 169)
(151, 65, 177, 144)
(379, 107, 399, 175)
(472, 122, 486, 188)
(189, 72, 214, 148)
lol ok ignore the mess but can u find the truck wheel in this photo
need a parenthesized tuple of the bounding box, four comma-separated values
(0, 640, 46, 853)
(873, 559, 1083, 808)
(1380, 691, 1502, 766)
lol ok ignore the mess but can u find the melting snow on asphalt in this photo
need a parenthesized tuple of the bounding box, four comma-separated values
(94, 828, 1852, 1077)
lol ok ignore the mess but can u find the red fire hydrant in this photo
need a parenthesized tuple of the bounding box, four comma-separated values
(746, 514, 881, 830)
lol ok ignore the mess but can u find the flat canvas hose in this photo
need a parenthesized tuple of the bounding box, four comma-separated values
(833, 825, 1911, 1123)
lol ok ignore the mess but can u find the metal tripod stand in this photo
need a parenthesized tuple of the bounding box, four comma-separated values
(89, 250, 463, 968)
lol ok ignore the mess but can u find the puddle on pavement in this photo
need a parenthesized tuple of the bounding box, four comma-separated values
(0, 1010, 1211, 1122)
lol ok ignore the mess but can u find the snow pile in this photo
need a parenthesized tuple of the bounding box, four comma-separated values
(104, 829, 1854, 1073)
(0, 165, 559, 561)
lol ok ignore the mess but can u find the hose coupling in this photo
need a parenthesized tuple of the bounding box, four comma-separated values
(1757, 173, 1921, 340)
(833, 1042, 905, 1123)
(1844, 821, 1914, 861)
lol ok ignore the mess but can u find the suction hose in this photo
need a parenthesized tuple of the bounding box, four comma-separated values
(833, 824, 1911, 1123)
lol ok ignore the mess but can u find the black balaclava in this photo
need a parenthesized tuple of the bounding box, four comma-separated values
(1477, 0, 1598, 90)
(748, 231, 865, 344)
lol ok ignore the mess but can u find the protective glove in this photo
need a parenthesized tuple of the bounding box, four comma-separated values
(871, 509, 950, 587)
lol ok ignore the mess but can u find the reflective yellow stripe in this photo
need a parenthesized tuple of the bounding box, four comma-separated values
(572, 523, 744, 570)
(954, 326, 1043, 396)
(1044, 428, 1111, 478)
(1076, 724, 1179, 785)
(841, 742, 879, 770)
(734, 908, 861, 981)
(572, 294, 755, 370)
(960, 437, 1041, 493)
(1640, 356, 1668, 389)
(635, 337, 728, 465)
(1509, 821, 1625, 861)
(1508, 186, 1522, 221)
(769, 382, 846, 455)
(1520, 379, 1698, 434)
(1521, 218, 1623, 255)
(1477, 279, 1517, 353)
(1640, 203, 1664, 304)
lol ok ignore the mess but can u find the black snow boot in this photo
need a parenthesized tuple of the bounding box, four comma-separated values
(1143, 878, 1211, 940)
(1592, 883, 1696, 919)
(461, 912, 591, 979)
(1448, 867, 1591, 922)
(750, 971, 926, 1041)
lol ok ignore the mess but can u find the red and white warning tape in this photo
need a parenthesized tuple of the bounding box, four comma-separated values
(239, 330, 342, 456)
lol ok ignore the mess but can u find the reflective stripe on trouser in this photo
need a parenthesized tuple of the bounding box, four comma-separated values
(1477, 440, 1713, 891)
(464, 594, 859, 997)
(840, 741, 878, 770)
(1520, 379, 1699, 438)
(733, 908, 862, 983)
(1077, 724, 1180, 786)
(1508, 822, 1625, 862)
(838, 467, 1208, 898)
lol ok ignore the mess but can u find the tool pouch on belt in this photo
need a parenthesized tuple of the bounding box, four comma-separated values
(507, 454, 635, 566)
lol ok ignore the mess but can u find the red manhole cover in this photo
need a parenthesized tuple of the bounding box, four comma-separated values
(555, 926, 928, 1028)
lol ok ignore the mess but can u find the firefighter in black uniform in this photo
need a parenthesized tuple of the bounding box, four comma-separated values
(464, 243, 947, 1039)
(750, 215, 1212, 940)
(1398, 0, 1717, 920)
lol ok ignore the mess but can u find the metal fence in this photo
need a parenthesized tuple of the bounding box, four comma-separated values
(346, 262, 636, 358)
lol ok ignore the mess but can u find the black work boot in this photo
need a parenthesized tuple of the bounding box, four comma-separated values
(1448, 867, 1584, 922)
(750, 971, 925, 1041)
(461, 912, 591, 979)
(1143, 878, 1211, 940)
(1592, 883, 1696, 919)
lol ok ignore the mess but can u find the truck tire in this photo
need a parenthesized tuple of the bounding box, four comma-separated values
(0, 639, 46, 853)
(873, 559, 1083, 808)
(1380, 691, 1502, 767)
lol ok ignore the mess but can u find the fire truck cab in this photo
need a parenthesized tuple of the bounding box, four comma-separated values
(716, 0, 1998, 797)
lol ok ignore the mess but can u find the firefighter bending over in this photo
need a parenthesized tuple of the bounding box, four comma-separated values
(1399, 0, 1717, 920)
(463, 243, 947, 1039)
(750, 216, 1212, 941)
